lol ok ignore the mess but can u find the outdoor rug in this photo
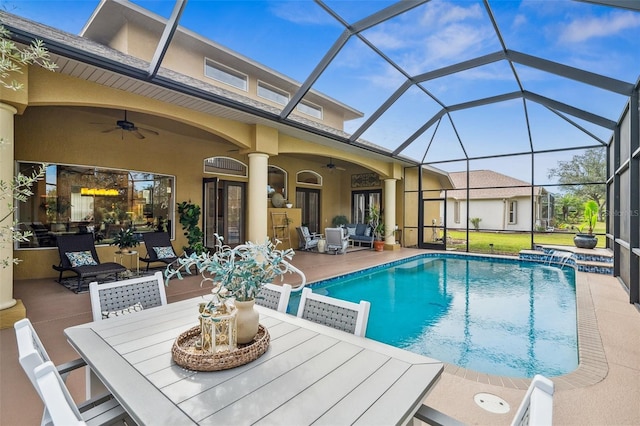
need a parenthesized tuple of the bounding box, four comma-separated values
(58, 270, 150, 293)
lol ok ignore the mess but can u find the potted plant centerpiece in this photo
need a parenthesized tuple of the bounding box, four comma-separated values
(165, 235, 295, 343)
(110, 227, 139, 253)
(574, 200, 599, 249)
(367, 205, 385, 252)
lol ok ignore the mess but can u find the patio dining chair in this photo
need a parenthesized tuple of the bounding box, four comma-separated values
(414, 374, 554, 426)
(52, 233, 127, 293)
(89, 271, 167, 322)
(14, 319, 129, 426)
(33, 361, 131, 426)
(140, 232, 180, 272)
(296, 287, 370, 336)
(255, 283, 293, 313)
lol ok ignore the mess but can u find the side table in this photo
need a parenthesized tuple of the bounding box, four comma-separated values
(114, 250, 140, 277)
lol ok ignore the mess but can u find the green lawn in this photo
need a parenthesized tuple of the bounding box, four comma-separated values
(446, 222, 605, 255)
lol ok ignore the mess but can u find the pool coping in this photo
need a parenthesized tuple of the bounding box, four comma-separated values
(305, 252, 608, 391)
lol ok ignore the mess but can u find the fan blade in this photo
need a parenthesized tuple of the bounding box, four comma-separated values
(132, 129, 145, 139)
(336, 166, 346, 171)
(101, 127, 120, 134)
(138, 127, 159, 136)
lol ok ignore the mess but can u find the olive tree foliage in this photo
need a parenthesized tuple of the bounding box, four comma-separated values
(0, 167, 46, 267)
(0, 25, 55, 266)
(1, 25, 57, 90)
(547, 148, 606, 211)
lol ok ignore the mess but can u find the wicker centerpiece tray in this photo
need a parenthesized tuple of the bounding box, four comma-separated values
(172, 324, 270, 371)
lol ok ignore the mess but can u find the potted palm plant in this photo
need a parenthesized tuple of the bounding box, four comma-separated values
(165, 235, 295, 343)
(574, 200, 599, 249)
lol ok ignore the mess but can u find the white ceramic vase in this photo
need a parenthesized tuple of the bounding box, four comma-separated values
(234, 299, 259, 344)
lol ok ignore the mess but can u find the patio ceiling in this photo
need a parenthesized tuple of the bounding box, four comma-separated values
(3, 0, 640, 174)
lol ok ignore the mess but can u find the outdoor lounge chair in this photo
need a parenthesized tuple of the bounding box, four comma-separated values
(140, 231, 179, 272)
(324, 227, 349, 254)
(414, 374, 554, 426)
(52, 233, 127, 293)
(255, 283, 293, 313)
(297, 287, 370, 336)
(14, 319, 129, 426)
(296, 226, 321, 251)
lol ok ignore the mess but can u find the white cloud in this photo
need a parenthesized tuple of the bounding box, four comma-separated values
(269, 1, 336, 26)
(512, 14, 527, 29)
(560, 11, 640, 43)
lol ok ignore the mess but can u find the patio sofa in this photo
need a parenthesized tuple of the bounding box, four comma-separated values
(345, 223, 374, 247)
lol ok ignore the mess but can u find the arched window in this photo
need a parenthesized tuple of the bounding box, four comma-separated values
(268, 165, 287, 198)
(296, 170, 322, 186)
(203, 157, 247, 177)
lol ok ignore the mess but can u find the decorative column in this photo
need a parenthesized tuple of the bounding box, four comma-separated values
(0, 102, 18, 311)
(383, 178, 397, 248)
(247, 153, 269, 243)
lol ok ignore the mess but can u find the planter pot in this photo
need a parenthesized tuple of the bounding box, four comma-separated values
(120, 247, 131, 254)
(373, 240, 385, 252)
(234, 299, 259, 344)
(574, 234, 598, 249)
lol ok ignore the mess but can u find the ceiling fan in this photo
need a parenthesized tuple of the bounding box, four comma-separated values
(322, 158, 346, 172)
(95, 110, 159, 139)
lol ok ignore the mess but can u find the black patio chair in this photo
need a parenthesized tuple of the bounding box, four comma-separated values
(140, 232, 180, 272)
(52, 233, 126, 293)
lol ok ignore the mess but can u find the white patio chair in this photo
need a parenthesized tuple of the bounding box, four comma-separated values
(14, 319, 129, 426)
(34, 361, 132, 426)
(89, 271, 167, 322)
(87, 271, 167, 397)
(256, 283, 293, 313)
(296, 287, 370, 336)
(324, 227, 349, 254)
(413, 374, 554, 426)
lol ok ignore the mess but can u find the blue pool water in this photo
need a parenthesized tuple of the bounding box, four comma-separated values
(289, 255, 578, 378)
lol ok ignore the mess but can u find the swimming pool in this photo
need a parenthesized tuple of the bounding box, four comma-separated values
(288, 255, 578, 378)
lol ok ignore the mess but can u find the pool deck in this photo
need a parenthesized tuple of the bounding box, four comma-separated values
(1, 247, 638, 425)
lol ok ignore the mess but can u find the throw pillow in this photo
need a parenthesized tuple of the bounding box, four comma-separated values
(102, 302, 144, 319)
(66, 251, 98, 267)
(346, 226, 356, 236)
(154, 246, 176, 259)
(364, 226, 372, 237)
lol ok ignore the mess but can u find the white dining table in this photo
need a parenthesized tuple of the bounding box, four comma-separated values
(65, 297, 443, 425)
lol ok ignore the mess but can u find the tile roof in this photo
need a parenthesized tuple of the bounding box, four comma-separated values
(445, 170, 543, 199)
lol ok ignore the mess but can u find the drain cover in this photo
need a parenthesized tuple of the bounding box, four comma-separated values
(474, 393, 510, 414)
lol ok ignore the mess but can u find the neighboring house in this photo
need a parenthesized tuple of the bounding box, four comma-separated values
(442, 170, 550, 232)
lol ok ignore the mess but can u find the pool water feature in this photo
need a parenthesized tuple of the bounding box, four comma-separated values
(289, 255, 578, 378)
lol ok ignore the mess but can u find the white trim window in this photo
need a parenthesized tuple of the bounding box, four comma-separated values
(257, 81, 289, 106)
(296, 170, 322, 186)
(205, 59, 247, 91)
(296, 101, 323, 119)
(204, 157, 247, 177)
(509, 200, 517, 224)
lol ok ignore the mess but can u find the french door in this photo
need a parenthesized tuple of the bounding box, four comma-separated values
(352, 190, 381, 223)
(295, 188, 321, 233)
(203, 178, 245, 248)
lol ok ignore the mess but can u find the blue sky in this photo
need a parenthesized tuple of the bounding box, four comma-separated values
(4, 0, 639, 183)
